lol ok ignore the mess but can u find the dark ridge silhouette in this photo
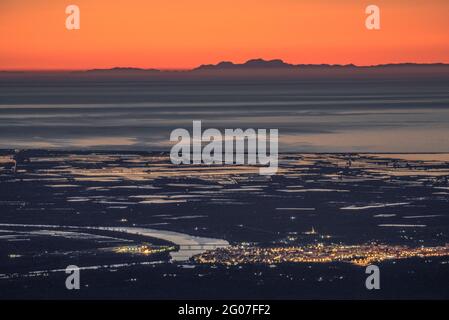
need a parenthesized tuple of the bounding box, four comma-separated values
(84, 67, 160, 73)
(194, 59, 449, 71)
(1, 59, 448, 81)
(195, 59, 294, 70)
(2, 59, 448, 74)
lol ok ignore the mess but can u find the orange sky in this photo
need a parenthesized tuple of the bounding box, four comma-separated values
(1, 0, 448, 70)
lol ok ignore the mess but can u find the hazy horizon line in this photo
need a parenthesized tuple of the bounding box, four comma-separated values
(1, 58, 449, 73)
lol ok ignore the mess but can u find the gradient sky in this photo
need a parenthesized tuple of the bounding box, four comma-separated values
(1, 0, 448, 70)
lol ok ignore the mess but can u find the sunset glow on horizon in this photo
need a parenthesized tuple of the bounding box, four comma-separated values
(1, 0, 448, 70)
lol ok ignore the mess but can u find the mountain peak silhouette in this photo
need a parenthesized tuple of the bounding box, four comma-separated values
(195, 58, 293, 70)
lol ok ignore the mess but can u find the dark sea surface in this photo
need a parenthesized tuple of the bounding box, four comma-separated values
(0, 78, 448, 152)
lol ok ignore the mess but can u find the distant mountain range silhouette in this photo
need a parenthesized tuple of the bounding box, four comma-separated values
(82, 59, 448, 73)
(195, 59, 295, 70)
(1, 59, 448, 81)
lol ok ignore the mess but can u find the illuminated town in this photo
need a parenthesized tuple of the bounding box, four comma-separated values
(114, 244, 176, 256)
(193, 243, 449, 267)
